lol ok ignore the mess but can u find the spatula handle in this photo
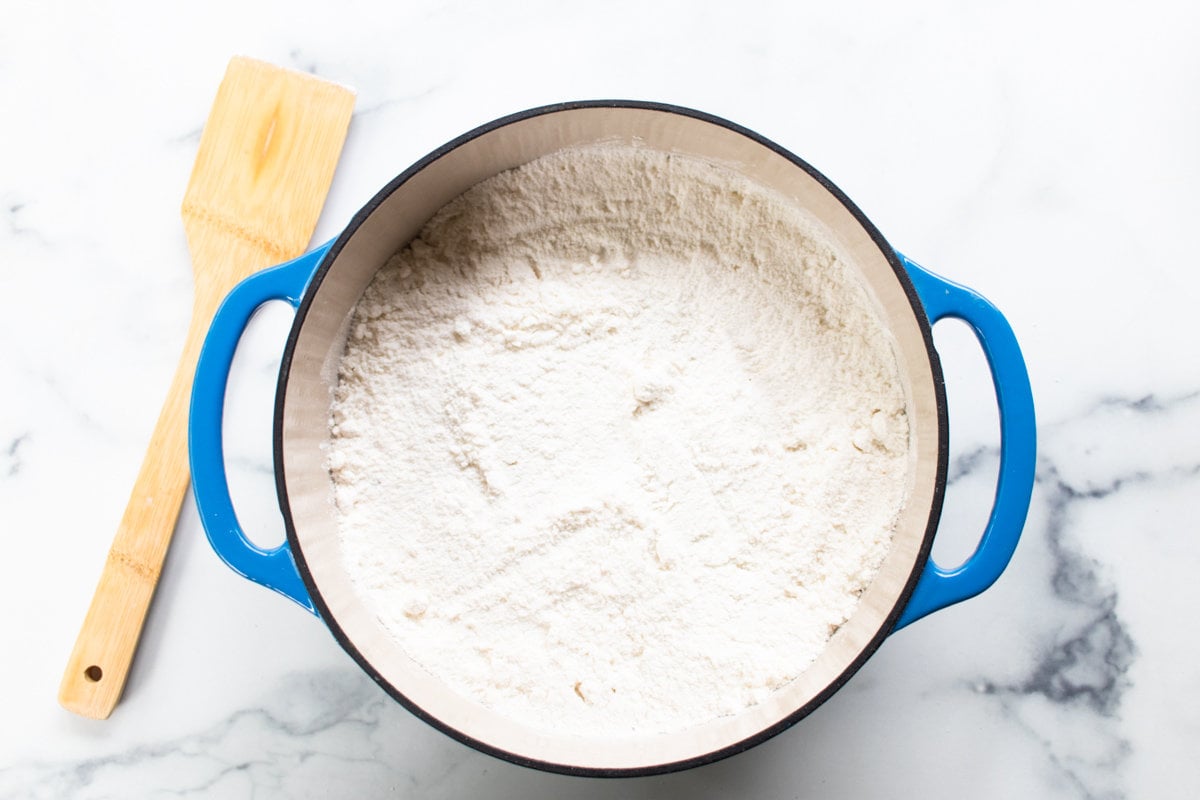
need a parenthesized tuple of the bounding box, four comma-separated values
(57, 309, 210, 719)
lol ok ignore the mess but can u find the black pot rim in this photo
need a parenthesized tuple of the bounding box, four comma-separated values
(272, 99, 949, 778)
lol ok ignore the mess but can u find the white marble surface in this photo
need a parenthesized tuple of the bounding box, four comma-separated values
(2, 1, 1198, 797)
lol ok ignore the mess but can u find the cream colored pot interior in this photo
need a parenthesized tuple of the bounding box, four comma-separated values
(279, 106, 941, 772)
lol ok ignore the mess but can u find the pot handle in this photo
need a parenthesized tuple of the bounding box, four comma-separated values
(893, 253, 1036, 630)
(188, 242, 331, 615)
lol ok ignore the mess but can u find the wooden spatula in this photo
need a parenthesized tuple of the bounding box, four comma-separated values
(59, 57, 355, 719)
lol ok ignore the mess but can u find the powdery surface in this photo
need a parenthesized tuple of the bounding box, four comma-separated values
(327, 145, 910, 737)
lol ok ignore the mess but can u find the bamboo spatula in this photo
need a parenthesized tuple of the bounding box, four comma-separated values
(59, 57, 355, 719)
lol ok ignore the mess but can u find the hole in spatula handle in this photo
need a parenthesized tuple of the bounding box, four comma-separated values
(84, 665, 103, 682)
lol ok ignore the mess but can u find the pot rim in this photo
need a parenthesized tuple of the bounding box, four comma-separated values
(272, 99, 949, 777)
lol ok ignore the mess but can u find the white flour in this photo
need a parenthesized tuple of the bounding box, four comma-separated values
(328, 144, 910, 737)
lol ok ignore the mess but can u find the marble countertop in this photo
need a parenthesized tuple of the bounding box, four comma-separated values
(3, 1, 1197, 797)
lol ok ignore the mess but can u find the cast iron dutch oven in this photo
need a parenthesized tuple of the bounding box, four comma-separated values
(189, 101, 1036, 776)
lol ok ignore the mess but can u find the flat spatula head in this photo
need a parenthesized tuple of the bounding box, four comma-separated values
(181, 56, 355, 287)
